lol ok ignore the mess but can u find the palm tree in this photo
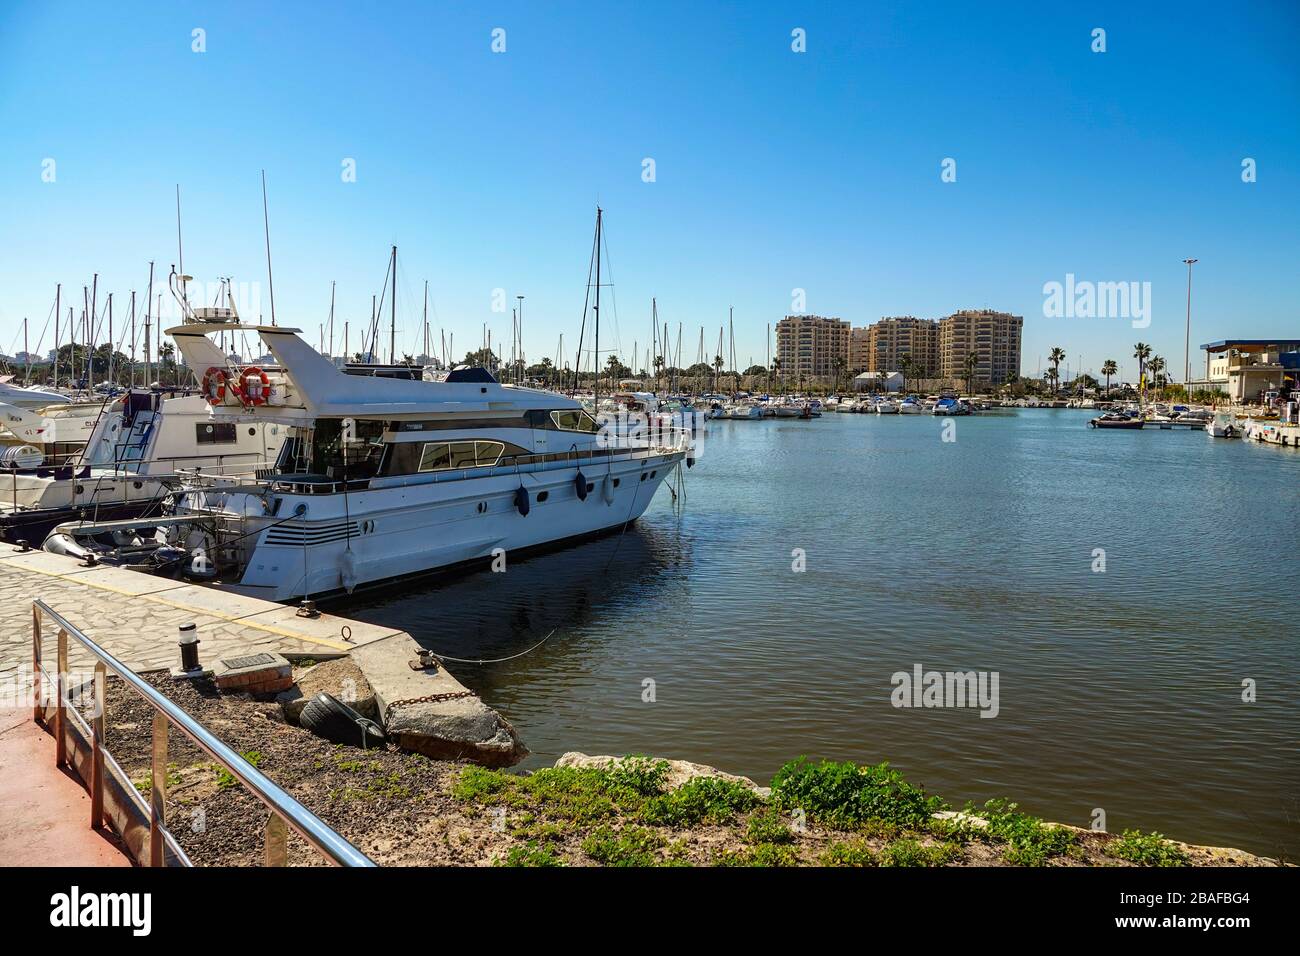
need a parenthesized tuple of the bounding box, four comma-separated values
(1048, 347, 1066, 395)
(770, 356, 782, 395)
(713, 353, 725, 394)
(899, 355, 913, 394)
(963, 352, 979, 394)
(159, 343, 176, 385)
(1133, 342, 1152, 393)
(604, 354, 625, 392)
(833, 355, 847, 393)
(1147, 355, 1166, 397)
(1101, 359, 1118, 398)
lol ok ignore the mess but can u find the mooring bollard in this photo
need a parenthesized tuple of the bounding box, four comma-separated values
(178, 623, 201, 672)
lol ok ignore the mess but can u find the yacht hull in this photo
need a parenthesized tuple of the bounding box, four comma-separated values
(221, 451, 684, 602)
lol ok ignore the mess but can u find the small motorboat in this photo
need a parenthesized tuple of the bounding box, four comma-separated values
(1207, 412, 1241, 439)
(1089, 412, 1144, 429)
(898, 397, 924, 415)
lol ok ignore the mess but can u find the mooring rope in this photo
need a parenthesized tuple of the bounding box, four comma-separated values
(427, 629, 556, 665)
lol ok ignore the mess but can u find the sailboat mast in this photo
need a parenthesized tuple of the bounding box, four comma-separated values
(594, 206, 602, 403)
(129, 291, 136, 388)
(389, 245, 397, 364)
(89, 274, 97, 390)
(328, 281, 336, 358)
(53, 284, 60, 388)
(730, 306, 737, 393)
(143, 261, 154, 386)
(261, 171, 276, 326)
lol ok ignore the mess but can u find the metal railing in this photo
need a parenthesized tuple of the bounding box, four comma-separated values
(31, 598, 375, 867)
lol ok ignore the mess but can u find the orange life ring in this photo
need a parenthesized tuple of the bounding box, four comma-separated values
(240, 366, 271, 406)
(201, 366, 234, 405)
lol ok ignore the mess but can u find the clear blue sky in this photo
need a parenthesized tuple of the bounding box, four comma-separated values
(1, 0, 1296, 382)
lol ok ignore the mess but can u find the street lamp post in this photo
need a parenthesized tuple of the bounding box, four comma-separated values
(1183, 258, 1197, 400)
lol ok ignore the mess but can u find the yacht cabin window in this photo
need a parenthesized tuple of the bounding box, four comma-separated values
(550, 410, 599, 433)
(418, 440, 506, 472)
(196, 422, 238, 445)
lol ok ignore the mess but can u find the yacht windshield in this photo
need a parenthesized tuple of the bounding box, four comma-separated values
(279, 419, 386, 478)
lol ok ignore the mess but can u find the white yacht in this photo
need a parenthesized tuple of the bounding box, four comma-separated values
(0, 376, 71, 409)
(898, 396, 925, 414)
(0, 400, 105, 463)
(56, 320, 689, 601)
(6, 389, 282, 544)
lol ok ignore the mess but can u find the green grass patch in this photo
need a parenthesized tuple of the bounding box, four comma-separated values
(980, 800, 1080, 866)
(927, 814, 981, 844)
(216, 751, 264, 790)
(746, 808, 794, 845)
(822, 840, 879, 867)
(638, 776, 761, 827)
(453, 759, 680, 826)
(581, 826, 666, 866)
(501, 842, 565, 867)
(713, 842, 800, 867)
(771, 758, 945, 828)
(879, 838, 962, 867)
(1110, 830, 1189, 867)
(604, 755, 670, 797)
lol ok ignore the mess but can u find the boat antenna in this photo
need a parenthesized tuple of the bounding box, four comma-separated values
(175, 186, 187, 308)
(168, 265, 195, 321)
(262, 170, 277, 326)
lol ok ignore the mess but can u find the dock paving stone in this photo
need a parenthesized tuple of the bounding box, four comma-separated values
(0, 554, 389, 675)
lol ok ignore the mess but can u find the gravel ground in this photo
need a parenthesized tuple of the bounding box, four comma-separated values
(97, 671, 497, 866)
(89, 672, 1277, 868)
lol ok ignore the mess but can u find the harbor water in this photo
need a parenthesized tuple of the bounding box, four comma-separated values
(346, 408, 1299, 859)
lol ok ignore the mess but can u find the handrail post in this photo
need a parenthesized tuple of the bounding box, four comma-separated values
(150, 712, 168, 866)
(265, 812, 288, 866)
(90, 661, 106, 828)
(54, 628, 67, 767)
(31, 604, 41, 722)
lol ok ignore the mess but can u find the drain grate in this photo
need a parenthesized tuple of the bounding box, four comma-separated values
(220, 653, 279, 670)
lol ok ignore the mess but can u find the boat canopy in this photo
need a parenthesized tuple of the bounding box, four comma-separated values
(166, 322, 583, 423)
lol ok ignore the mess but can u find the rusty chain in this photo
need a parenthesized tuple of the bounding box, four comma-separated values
(385, 690, 477, 714)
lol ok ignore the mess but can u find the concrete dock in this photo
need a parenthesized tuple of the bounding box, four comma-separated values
(0, 546, 525, 771)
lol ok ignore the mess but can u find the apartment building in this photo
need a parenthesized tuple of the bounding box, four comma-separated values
(775, 315, 850, 379)
(864, 316, 941, 377)
(937, 309, 1023, 387)
(776, 308, 1022, 387)
(849, 326, 872, 371)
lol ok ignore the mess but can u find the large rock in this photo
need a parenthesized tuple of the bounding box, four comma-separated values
(349, 633, 526, 768)
(277, 657, 376, 723)
(554, 752, 770, 796)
